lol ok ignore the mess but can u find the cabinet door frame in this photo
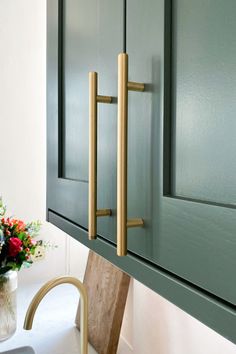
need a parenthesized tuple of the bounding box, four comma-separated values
(160, 0, 236, 305)
(47, 0, 89, 227)
(124, 0, 236, 305)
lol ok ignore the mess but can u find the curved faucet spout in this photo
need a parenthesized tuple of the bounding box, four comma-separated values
(23, 276, 88, 354)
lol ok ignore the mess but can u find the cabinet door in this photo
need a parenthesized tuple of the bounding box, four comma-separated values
(126, 0, 236, 305)
(47, 0, 123, 242)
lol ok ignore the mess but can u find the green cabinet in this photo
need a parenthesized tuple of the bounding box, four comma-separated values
(47, 0, 236, 343)
(47, 0, 122, 241)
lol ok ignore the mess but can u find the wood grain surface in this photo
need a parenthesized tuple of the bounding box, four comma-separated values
(76, 250, 130, 354)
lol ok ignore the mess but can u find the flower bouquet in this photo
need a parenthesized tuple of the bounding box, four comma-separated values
(0, 199, 41, 275)
(0, 197, 42, 341)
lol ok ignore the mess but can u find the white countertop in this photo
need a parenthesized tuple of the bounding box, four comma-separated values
(0, 281, 97, 354)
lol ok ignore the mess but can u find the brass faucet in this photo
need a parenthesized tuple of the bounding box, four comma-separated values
(23, 276, 88, 354)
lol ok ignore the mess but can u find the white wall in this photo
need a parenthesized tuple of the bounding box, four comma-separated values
(0, 0, 88, 284)
(0, 1, 235, 353)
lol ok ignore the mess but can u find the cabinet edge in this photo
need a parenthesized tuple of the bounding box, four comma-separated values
(47, 209, 236, 344)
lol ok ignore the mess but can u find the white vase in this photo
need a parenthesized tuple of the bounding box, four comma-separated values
(0, 270, 17, 341)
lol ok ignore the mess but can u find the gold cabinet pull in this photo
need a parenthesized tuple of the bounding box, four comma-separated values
(89, 71, 112, 240)
(117, 53, 145, 256)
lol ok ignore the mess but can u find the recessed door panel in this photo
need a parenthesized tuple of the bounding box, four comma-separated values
(63, 0, 97, 181)
(172, 0, 236, 205)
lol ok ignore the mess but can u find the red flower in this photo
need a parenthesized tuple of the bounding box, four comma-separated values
(8, 237, 22, 257)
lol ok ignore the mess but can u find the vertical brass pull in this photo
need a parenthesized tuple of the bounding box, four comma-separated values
(89, 72, 112, 240)
(117, 53, 145, 257)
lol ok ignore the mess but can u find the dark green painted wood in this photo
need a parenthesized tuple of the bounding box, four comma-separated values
(172, 0, 236, 205)
(125, 0, 164, 276)
(96, 0, 123, 243)
(63, 0, 97, 181)
(48, 211, 236, 345)
(47, 0, 123, 239)
(162, 0, 236, 305)
(125, 0, 236, 305)
(47, 0, 236, 343)
(47, 0, 88, 227)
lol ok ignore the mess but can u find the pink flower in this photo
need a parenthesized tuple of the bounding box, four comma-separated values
(8, 237, 22, 257)
(11, 219, 26, 232)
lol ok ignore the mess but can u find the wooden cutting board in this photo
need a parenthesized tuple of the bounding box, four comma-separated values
(75, 250, 130, 354)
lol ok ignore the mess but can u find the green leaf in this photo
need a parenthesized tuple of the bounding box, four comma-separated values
(17, 232, 25, 241)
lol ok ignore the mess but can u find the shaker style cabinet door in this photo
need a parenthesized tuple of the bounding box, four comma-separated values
(126, 0, 236, 305)
(47, 0, 123, 241)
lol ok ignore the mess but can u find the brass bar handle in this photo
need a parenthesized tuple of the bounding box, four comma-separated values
(89, 71, 112, 240)
(117, 53, 145, 257)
